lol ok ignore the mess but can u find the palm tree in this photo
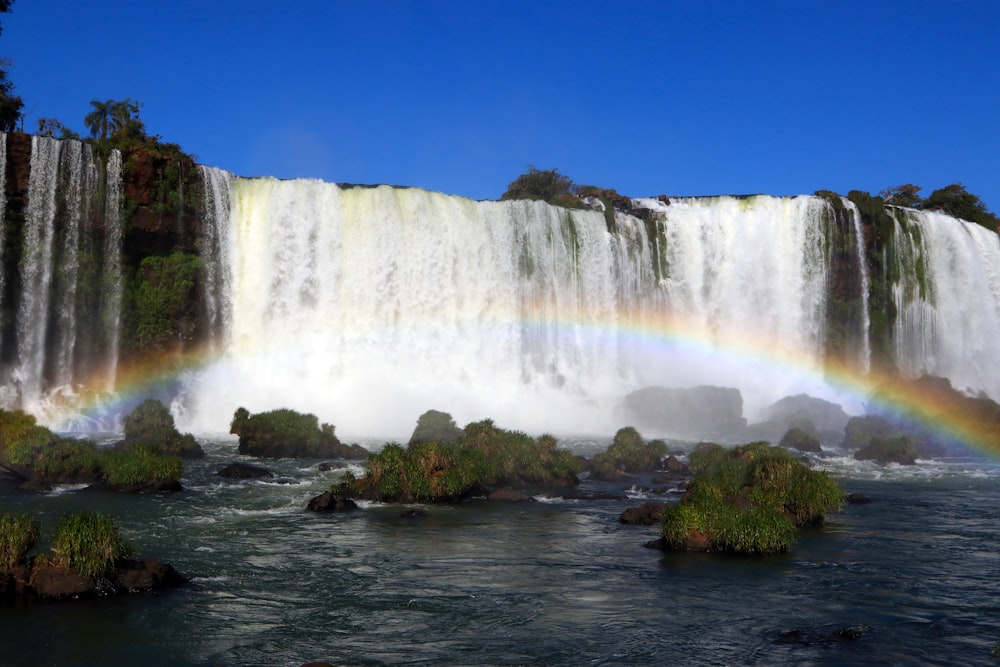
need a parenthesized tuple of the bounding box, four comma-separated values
(84, 99, 117, 139)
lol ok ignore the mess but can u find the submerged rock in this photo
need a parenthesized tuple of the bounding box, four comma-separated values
(620, 502, 667, 525)
(306, 491, 359, 512)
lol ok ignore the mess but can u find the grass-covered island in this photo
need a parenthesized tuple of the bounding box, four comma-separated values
(338, 416, 581, 503)
(0, 510, 186, 599)
(658, 442, 842, 555)
(0, 407, 184, 492)
(230, 407, 369, 459)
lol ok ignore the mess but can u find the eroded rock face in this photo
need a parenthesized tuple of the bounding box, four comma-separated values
(623, 385, 746, 437)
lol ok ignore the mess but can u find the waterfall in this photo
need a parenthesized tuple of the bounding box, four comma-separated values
(14, 137, 62, 411)
(100, 150, 123, 393)
(180, 187, 846, 437)
(49, 141, 94, 394)
(845, 199, 871, 371)
(198, 165, 234, 347)
(890, 208, 1000, 397)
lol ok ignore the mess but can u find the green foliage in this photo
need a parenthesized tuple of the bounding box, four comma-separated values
(231, 407, 342, 458)
(922, 183, 999, 230)
(661, 443, 841, 554)
(49, 511, 136, 579)
(121, 398, 202, 457)
(102, 445, 183, 487)
(84, 98, 145, 141)
(350, 419, 579, 502)
(779, 426, 821, 452)
(0, 512, 39, 571)
(501, 165, 575, 203)
(591, 426, 668, 479)
(409, 409, 464, 445)
(0, 63, 23, 132)
(124, 252, 198, 353)
(880, 184, 923, 208)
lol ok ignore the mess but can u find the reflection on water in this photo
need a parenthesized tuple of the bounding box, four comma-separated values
(2, 439, 1000, 666)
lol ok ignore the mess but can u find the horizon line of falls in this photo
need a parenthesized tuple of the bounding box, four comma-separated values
(0, 135, 123, 415)
(179, 183, 865, 438)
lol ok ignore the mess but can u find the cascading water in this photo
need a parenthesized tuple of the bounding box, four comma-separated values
(890, 208, 1000, 397)
(101, 150, 123, 394)
(180, 187, 849, 437)
(14, 136, 62, 412)
(198, 165, 234, 348)
(845, 199, 871, 371)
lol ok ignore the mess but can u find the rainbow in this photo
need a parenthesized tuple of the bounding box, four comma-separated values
(44, 308, 1000, 460)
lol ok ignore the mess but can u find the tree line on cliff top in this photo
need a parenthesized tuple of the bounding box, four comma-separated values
(503, 167, 999, 232)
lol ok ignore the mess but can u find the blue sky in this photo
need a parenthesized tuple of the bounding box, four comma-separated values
(4, 1, 999, 209)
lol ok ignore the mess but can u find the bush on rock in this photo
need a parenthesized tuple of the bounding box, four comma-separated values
(660, 443, 841, 555)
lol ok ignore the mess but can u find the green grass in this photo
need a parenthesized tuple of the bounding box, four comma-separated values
(49, 511, 136, 579)
(102, 445, 183, 487)
(0, 512, 40, 571)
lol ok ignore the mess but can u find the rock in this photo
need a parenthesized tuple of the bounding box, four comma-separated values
(116, 558, 188, 592)
(216, 463, 274, 479)
(760, 394, 850, 440)
(487, 488, 534, 502)
(306, 491, 359, 512)
(779, 427, 822, 454)
(842, 415, 895, 450)
(845, 493, 872, 504)
(620, 502, 667, 525)
(623, 385, 746, 437)
(400, 508, 426, 518)
(28, 564, 94, 598)
(102, 479, 183, 494)
(855, 435, 918, 465)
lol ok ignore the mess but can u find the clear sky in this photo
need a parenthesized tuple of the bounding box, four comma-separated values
(3, 0, 999, 209)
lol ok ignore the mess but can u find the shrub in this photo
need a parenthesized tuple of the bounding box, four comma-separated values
(0, 512, 40, 571)
(661, 443, 841, 554)
(348, 419, 579, 502)
(125, 252, 199, 353)
(500, 165, 574, 202)
(591, 427, 667, 479)
(231, 407, 344, 458)
(49, 511, 136, 579)
(121, 398, 203, 458)
(408, 409, 463, 445)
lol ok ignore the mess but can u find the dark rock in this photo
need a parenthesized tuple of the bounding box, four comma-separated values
(306, 491, 359, 512)
(623, 385, 746, 437)
(487, 488, 534, 502)
(620, 502, 667, 525)
(28, 564, 94, 598)
(103, 479, 183, 494)
(653, 455, 691, 483)
(643, 537, 668, 549)
(400, 508, 426, 518)
(116, 558, 188, 592)
(216, 463, 274, 479)
(845, 493, 872, 504)
(855, 434, 917, 465)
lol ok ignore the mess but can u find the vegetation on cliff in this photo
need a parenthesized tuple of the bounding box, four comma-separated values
(123, 252, 200, 355)
(660, 443, 842, 555)
(344, 418, 580, 503)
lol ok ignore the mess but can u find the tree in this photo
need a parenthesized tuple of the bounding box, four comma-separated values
(880, 184, 923, 208)
(0, 66, 21, 132)
(922, 183, 999, 230)
(84, 98, 145, 140)
(501, 165, 575, 202)
(37, 117, 78, 139)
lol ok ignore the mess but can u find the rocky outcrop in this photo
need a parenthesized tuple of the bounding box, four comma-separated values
(779, 427, 822, 454)
(622, 385, 746, 437)
(306, 490, 358, 512)
(217, 462, 274, 479)
(620, 502, 667, 525)
(855, 435, 917, 465)
(2, 558, 187, 600)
